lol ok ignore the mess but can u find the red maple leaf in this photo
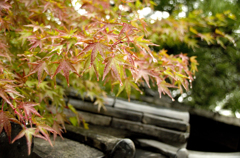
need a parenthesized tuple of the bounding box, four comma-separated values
(26, 61, 51, 83)
(133, 69, 151, 88)
(95, 22, 119, 35)
(0, 1, 11, 12)
(26, 35, 43, 51)
(0, 110, 22, 143)
(36, 124, 57, 146)
(0, 40, 11, 61)
(51, 59, 80, 86)
(119, 23, 138, 38)
(18, 102, 41, 124)
(156, 79, 177, 100)
(80, 42, 110, 66)
(0, 80, 24, 117)
(102, 30, 118, 43)
(12, 127, 47, 155)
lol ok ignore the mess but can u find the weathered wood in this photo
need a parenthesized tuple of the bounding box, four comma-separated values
(69, 98, 143, 122)
(136, 140, 188, 158)
(114, 99, 189, 122)
(135, 149, 167, 158)
(135, 139, 240, 158)
(137, 95, 172, 108)
(111, 118, 189, 145)
(134, 139, 179, 158)
(86, 124, 131, 138)
(64, 125, 135, 158)
(103, 97, 115, 106)
(63, 108, 112, 126)
(33, 137, 104, 158)
(142, 113, 189, 132)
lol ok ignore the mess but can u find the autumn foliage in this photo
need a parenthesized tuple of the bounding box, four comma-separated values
(0, 0, 202, 155)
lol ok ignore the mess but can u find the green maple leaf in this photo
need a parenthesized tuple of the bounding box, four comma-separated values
(114, 77, 142, 101)
(102, 55, 124, 86)
(190, 56, 199, 74)
(199, 33, 214, 45)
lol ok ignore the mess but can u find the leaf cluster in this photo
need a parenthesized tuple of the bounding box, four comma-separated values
(0, 0, 198, 155)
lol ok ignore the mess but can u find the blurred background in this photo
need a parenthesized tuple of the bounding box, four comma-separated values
(127, 0, 240, 118)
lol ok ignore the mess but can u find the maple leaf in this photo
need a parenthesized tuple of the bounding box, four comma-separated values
(122, 46, 137, 65)
(95, 22, 119, 35)
(80, 42, 110, 66)
(52, 121, 64, 142)
(119, 23, 138, 38)
(114, 77, 142, 101)
(156, 79, 177, 100)
(0, 41, 11, 61)
(190, 56, 199, 74)
(94, 98, 106, 112)
(216, 37, 226, 49)
(14, 71, 28, 87)
(185, 38, 199, 49)
(12, 127, 47, 155)
(25, 24, 42, 32)
(36, 124, 57, 146)
(102, 55, 123, 86)
(178, 53, 189, 63)
(1, 81, 24, 98)
(131, 18, 148, 33)
(52, 59, 80, 86)
(132, 68, 152, 88)
(54, 113, 67, 132)
(133, 36, 158, 62)
(102, 30, 118, 43)
(0, 110, 22, 143)
(26, 35, 43, 51)
(18, 102, 41, 124)
(26, 61, 51, 83)
(0, 81, 24, 117)
(0, 1, 11, 12)
(198, 33, 214, 45)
